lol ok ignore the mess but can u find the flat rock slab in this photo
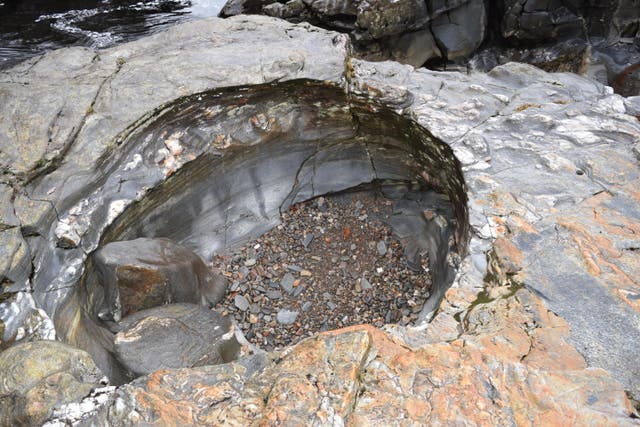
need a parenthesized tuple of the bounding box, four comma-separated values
(114, 303, 239, 377)
(92, 237, 228, 321)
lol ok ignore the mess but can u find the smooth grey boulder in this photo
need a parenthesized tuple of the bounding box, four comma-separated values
(431, 0, 486, 60)
(113, 303, 239, 377)
(92, 238, 228, 322)
(0, 340, 103, 426)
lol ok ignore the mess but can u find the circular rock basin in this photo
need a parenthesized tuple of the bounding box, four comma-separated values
(50, 80, 468, 383)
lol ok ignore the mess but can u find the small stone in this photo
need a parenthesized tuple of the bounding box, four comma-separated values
(359, 277, 373, 290)
(280, 273, 295, 295)
(234, 295, 250, 311)
(244, 258, 256, 267)
(300, 270, 312, 277)
(276, 309, 299, 325)
(249, 303, 261, 314)
(266, 290, 283, 300)
(249, 314, 259, 324)
(350, 244, 356, 251)
(301, 301, 312, 312)
(377, 240, 387, 256)
(287, 265, 303, 272)
(327, 301, 337, 310)
(302, 233, 314, 249)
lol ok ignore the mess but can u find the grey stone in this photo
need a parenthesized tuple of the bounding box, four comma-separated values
(302, 233, 314, 249)
(276, 309, 299, 325)
(234, 295, 251, 311)
(301, 301, 313, 312)
(114, 303, 239, 377)
(266, 290, 283, 300)
(244, 258, 257, 267)
(431, 0, 486, 60)
(389, 29, 442, 67)
(376, 240, 387, 256)
(359, 277, 373, 290)
(280, 273, 296, 295)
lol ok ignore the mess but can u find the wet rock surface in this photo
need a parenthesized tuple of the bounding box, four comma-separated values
(212, 191, 432, 350)
(0, 340, 103, 426)
(114, 303, 239, 377)
(0, 15, 639, 426)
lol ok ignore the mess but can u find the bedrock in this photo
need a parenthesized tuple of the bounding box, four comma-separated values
(0, 15, 639, 425)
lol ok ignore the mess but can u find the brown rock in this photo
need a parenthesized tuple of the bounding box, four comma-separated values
(0, 341, 102, 426)
(92, 238, 228, 322)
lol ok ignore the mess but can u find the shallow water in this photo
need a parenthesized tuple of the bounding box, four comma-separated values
(0, 0, 227, 69)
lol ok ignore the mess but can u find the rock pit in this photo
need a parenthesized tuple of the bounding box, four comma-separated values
(1, 15, 639, 426)
(45, 79, 467, 383)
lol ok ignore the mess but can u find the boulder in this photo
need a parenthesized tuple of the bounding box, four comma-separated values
(356, 0, 429, 39)
(0, 340, 102, 426)
(92, 238, 228, 322)
(389, 29, 442, 67)
(500, 0, 585, 43)
(113, 303, 239, 377)
(431, 0, 487, 60)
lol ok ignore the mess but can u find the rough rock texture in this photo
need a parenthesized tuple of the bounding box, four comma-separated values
(0, 15, 639, 425)
(349, 58, 640, 402)
(87, 323, 636, 425)
(114, 303, 239, 377)
(0, 340, 103, 426)
(220, 0, 640, 94)
(92, 238, 228, 322)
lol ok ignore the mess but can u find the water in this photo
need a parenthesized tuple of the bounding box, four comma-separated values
(0, 0, 227, 69)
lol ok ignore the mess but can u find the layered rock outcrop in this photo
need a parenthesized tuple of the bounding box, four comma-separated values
(220, 0, 640, 95)
(0, 14, 639, 425)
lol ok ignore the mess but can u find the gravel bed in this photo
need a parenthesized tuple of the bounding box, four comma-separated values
(211, 191, 431, 351)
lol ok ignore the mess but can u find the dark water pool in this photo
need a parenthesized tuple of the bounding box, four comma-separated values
(0, 0, 226, 69)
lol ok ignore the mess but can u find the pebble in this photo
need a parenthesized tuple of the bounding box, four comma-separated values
(302, 233, 314, 249)
(280, 273, 295, 294)
(234, 295, 250, 311)
(277, 309, 299, 325)
(244, 258, 257, 267)
(359, 277, 373, 290)
(266, 290, 283, 300)
(377, 240, 387, 256)
(287, 264, 303, 272)
(301, 301, 312, 312)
